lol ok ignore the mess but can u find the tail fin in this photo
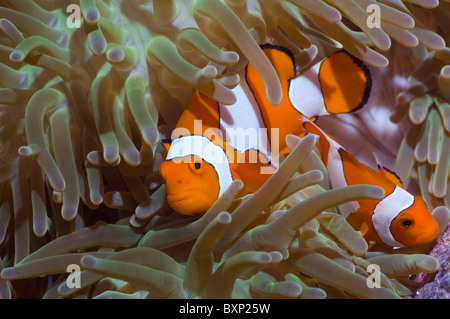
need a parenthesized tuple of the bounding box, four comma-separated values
(289, 50, 373, 118)
(319, 50, 372, 114)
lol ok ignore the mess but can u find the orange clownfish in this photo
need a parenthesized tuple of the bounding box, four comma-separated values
(159, 44, 439, 247)
(302, 120, 439, 247)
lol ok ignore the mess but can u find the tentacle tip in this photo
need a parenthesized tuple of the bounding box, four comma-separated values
(0, 268, 14, 280)
(134, 206, 147, 220)
(123, 149, 141, 167)
(328, 10, 342, 24)
(369, 186, 385, 200)
(268, 90, 282, 107)
(62, 205, 78, 222)
(0, 18, 17, 34)
(90, 193, 104, 206)
(351, 238, 369, 256)
(378, 37, 392, 52)
(83, 8, 101, 24)
(88, 35, 107, 56)
(418, 256, 439, 273)
(269, 251, 283, 263)
(309, 169, 324, 183)
(221, 90, 237, 105)
(143, 127, 160, 145)
(283, 283, 302, 298)
(104, 146, 120, 165)
(50, 178, 66, 194)
(33, 225, 48, 238)
(432, 185, 446, 199)
(424, 0, 439, 8)
(440, 65, 450, 77)
(258, 252, 273, 264)
(201, 65, 218, 79)
(280, 249, 289, 260)
(57, 283, 72, 297)
(10, 50, 25, 63)
(222, 51, 240, 64)
(310, 288, 327, 299)
(217, 211, 232, 224)
(230, 179, 244, 193)
(298, 133, 318, 150)
(80, 255, 98, 268)
(285, 134, 305, 151)
(410, 110, 427, 124)
(107, 47, 125, 63)
(432, 205, 450, 218)
(432, 206, 450, 233)
(18, 145, 40, 157)
(87, 151, 101, 166)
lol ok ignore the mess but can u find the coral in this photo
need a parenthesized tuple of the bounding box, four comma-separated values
(415, 221, 450, 299)
(0, 0, 449, 299)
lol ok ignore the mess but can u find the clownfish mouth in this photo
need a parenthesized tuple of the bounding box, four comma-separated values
(415, 227, 439, 246)
(165, 190, 211, 215)
(166, 192, 195, 206)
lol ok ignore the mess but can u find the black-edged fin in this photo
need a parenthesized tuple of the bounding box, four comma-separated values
(378, 165, 403, 188)
(319, 50, 372, 114)
(259, 43, 296, 82)
(372, 151, 404, 187)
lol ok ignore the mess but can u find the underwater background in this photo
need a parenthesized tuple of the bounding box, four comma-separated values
(0, 0, 449, 299)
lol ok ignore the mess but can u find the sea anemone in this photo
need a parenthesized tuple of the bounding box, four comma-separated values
(0, 0, 449, 299)
(393, 51, 450, 209)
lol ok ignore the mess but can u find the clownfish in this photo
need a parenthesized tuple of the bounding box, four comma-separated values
(159, 44, 439, 247)
(302, 120, 439, 247)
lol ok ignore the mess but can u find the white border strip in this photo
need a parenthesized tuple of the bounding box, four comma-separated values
(288, 62, 325, 118)
(167, 135, 234, 197)
(372, 186, 414, 247)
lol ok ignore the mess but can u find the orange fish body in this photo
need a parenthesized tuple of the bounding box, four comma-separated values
(159, 44, 439, 247)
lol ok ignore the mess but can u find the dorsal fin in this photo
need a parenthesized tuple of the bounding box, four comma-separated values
(378, 166, 403, 188)
(372, 152, 404, 188)
(175, 91, 220, 136)
(260, 44, 296, 82)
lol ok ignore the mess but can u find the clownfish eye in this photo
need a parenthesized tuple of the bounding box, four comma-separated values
(401, 219, 413, 228)
(188, 158, 203, 173)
